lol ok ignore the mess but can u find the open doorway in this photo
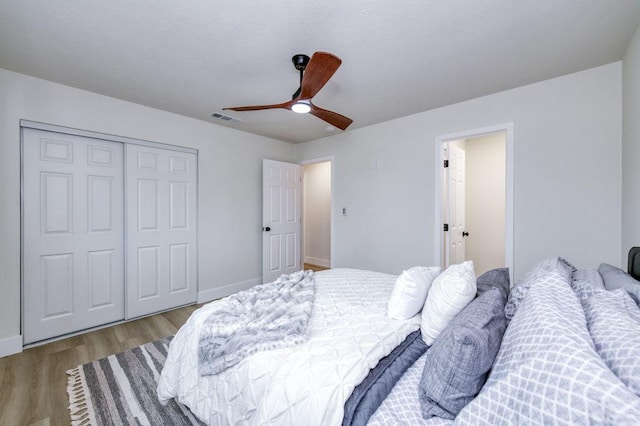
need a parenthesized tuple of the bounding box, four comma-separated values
(435, 123, 514, 280)
(302, 159, 332, 271)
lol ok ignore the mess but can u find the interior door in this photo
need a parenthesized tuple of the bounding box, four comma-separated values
(262, 159, 302, 283)
(446, 144, 466, 267)
(23, 128, 125, 344)
(126, 144, 197, 318)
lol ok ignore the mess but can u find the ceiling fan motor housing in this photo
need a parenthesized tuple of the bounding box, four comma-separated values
(292, 54, 310, 70)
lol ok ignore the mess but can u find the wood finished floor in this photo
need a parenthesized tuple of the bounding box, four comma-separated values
(0, 267, 329, 425)
(0, 304, 201, 426)
(304, 263, 329, 272)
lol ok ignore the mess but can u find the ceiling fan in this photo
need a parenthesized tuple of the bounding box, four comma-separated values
(223, 51, 353, 130)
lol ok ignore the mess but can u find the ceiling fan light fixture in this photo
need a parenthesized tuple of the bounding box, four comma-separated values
(291, 101, 311, 114)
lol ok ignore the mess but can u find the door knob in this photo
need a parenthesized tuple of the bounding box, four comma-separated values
(263, 226, 271, 232)
(462, 231, 469, 237)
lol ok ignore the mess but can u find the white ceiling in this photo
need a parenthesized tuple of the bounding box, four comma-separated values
(1, 1, 639, 144)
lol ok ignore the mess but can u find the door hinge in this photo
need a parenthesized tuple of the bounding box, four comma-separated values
(443, 223, 449, 232)
(443, 159, 449, 168)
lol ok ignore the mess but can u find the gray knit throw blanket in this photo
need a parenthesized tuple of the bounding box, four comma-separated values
(198, 270, 315, 376)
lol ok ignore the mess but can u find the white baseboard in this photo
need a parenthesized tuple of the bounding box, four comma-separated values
(304, 256, 331, 268)
(0, 335, 22, 358)
(198, 277, 262, 304)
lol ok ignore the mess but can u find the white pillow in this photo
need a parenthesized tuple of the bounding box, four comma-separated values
(387, 266, 441, 320)
(421, 261, 477, 345)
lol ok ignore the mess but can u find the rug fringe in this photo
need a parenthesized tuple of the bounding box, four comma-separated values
(66, 367, 97, 426)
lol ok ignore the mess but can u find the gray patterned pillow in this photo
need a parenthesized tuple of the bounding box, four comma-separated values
(504, 257, 574, 320)
(418, 288, 506, 420)
(456, 259, 640, 424)
(599, 263, 640, 306)
(571, 268, 605, 300)
(583, 289, 640, 396)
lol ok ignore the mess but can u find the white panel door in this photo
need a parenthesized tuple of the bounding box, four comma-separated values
(126, 145, 197, 318)
(263, 159, 301, 283)
(23, 129, 125, 344)
(446, 145, 466, 267)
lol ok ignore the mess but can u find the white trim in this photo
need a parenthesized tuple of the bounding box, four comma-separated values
(434, 123, 514, 283)
(300, 156, 335, 165)
(23, 302, 199, 349)
(304, 256, 331, 268)
(0, 335, 23, 358)
(19, 119, 197, 154)
(197, 277, 261, 304)
(300, 156, 335, 269)
(25, 320, 126, 349)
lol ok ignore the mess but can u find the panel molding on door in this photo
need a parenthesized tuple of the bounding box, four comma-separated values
(446, 144, 466, 267)
(126, 144, 197, 319)
(22, 129, 125, 344)
(262, 159, 301, 284)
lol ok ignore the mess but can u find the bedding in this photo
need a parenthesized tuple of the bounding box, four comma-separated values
(369, 352, 451, 426)
(504, 256, 574, 320)
(571, 267, 606, 300)
(457, 258, 640, 424)
(599, 262, 640, 305)
(582, 289, 640, 396)
(371, 260, 640, 425)
(419, 287, 506, 420)
(158, 256, 640, 425)
(420, 261, 476, 345)
(198, 269, 314, 376)
(356, 267, 511, 426)
(342, 330, 427, 426)
(157, 268, 421, 425)
(387, 266, 441, 320)
(475, 267, 510, 303)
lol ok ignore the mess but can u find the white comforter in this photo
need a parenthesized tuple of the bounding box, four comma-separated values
(157, 268, 421, 425)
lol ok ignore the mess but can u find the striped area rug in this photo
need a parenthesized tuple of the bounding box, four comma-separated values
(66, 337, 204, 425)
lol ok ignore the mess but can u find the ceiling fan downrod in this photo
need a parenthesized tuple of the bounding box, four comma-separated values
(291, 54, 310, 99)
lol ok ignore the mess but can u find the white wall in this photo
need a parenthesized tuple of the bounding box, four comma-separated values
(465, 133, 506, 276)
(0, 68, 294, 350)
(622, 25, 640, 262)
(303, 161, 331, 267)
(295, 63, 622, 279)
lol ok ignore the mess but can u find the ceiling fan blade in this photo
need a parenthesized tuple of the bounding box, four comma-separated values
(309, 103, 353, 130)
(299, 52, 342, 100)
(223, 100, 293, 112)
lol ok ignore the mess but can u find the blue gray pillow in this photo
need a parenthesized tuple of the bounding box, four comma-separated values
(476, 268, 510, 305)
(418, 288, 507, 419)
(599, 263, 640, 306)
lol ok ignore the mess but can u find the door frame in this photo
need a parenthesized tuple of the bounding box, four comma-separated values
(300, 156, 335, 269)
(434, 123, 514, 282)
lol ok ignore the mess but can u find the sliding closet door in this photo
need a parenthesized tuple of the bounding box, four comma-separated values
(126, 145, 197, 318)
(23, 129, 125, 344)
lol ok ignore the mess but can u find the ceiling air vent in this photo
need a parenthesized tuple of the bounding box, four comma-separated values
(210, 112, 242, 123)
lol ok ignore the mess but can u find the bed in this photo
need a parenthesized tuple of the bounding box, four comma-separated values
(158, 252, 640, 425)
(157, 268, 422, 424)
